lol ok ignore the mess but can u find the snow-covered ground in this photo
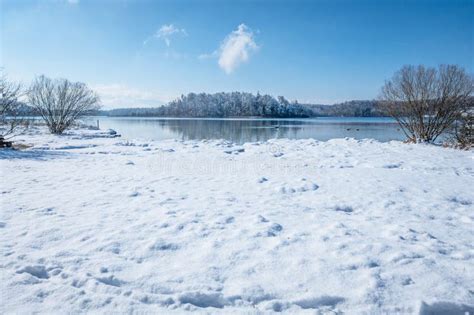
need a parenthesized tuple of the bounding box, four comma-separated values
(1, 127, 473, 314)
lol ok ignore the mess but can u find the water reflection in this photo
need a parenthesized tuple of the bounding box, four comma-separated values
(165, 119, 304, 143)
(84, 117, 404, 143)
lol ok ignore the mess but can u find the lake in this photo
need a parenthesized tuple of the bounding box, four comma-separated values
(83, 117, 405, 143)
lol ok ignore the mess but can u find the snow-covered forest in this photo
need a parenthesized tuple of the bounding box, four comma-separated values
(102, 92, 311, 118)
(99, 93, 385, 118)
(167, 92, 311, 117)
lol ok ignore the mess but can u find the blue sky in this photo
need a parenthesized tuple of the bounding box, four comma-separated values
(1, 0, 473, 108)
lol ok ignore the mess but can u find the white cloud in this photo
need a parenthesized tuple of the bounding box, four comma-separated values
(217, 24, 259, 74)
(66, 0, 79, 4)
(144, 24, 187, 46)
(92, 84, 170, 109)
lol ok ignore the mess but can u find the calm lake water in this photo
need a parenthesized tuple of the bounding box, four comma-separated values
(84, 117, 404, 143)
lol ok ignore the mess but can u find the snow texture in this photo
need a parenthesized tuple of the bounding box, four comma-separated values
(1, 127, 473, 313)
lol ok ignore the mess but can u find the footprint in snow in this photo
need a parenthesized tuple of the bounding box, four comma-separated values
(293, 295, 345, 309)
(279, 183, 319, 194)
(95, 275, 124, 287)
(383, 163, 402, 169)
(298, 183, 319, 192)
(16, 265, 49, 279)
(279, 186, 296, 194)
(267, 223, 283, 237)
(419, 301, 474, 315)
(401, 275, 414, 285)
(334, 205, 353, 213)
(38, 207, 56, 215)
(224, 216, 235, 224)
(224, 147, 245, 154)
(149, 240, 179, 251)
(178, 291, 227, 308)
(447, 196, 472, 206)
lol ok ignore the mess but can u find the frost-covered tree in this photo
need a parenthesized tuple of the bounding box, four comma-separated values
(28, 75, 101, 134)
(380, 65, 473, 143)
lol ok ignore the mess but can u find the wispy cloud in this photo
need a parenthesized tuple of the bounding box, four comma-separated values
(144, 24, 187, 46)
(92, 84, 170, 109)
(66, 0, 79, 4)
(198, 51, 218, 60)
(201, 24, 259, 74)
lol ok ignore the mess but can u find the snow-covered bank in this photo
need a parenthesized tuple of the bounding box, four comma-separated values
(1, 128, 473, 314)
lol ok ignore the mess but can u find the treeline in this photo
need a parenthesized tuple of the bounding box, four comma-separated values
(307, 100, 385, 117)
(14, 93, 384, 118)
(103, 92, 311, 118)
(100, 92, 385, 118)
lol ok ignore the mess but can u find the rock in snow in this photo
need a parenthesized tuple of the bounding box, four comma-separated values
(0, 127, 473, 313)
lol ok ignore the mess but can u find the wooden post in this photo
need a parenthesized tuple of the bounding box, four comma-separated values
(97, 120, 100, 129)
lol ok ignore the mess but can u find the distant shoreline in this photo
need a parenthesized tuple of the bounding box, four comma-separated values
(87, 115, 392, 119)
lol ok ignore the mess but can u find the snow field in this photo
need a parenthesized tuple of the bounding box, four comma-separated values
(1, 128, 473, 313)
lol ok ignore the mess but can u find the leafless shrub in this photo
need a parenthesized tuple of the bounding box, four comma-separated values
(0, 71, 24, 143)
(450, 99, 474, 149)
(380, 65, 473, 143)
(28, 75, 100, 134)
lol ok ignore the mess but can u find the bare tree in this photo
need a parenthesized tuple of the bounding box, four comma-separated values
(1, 71, 24, 146)
(380, 65, 474, 143)
(28, 75, 100, 134)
